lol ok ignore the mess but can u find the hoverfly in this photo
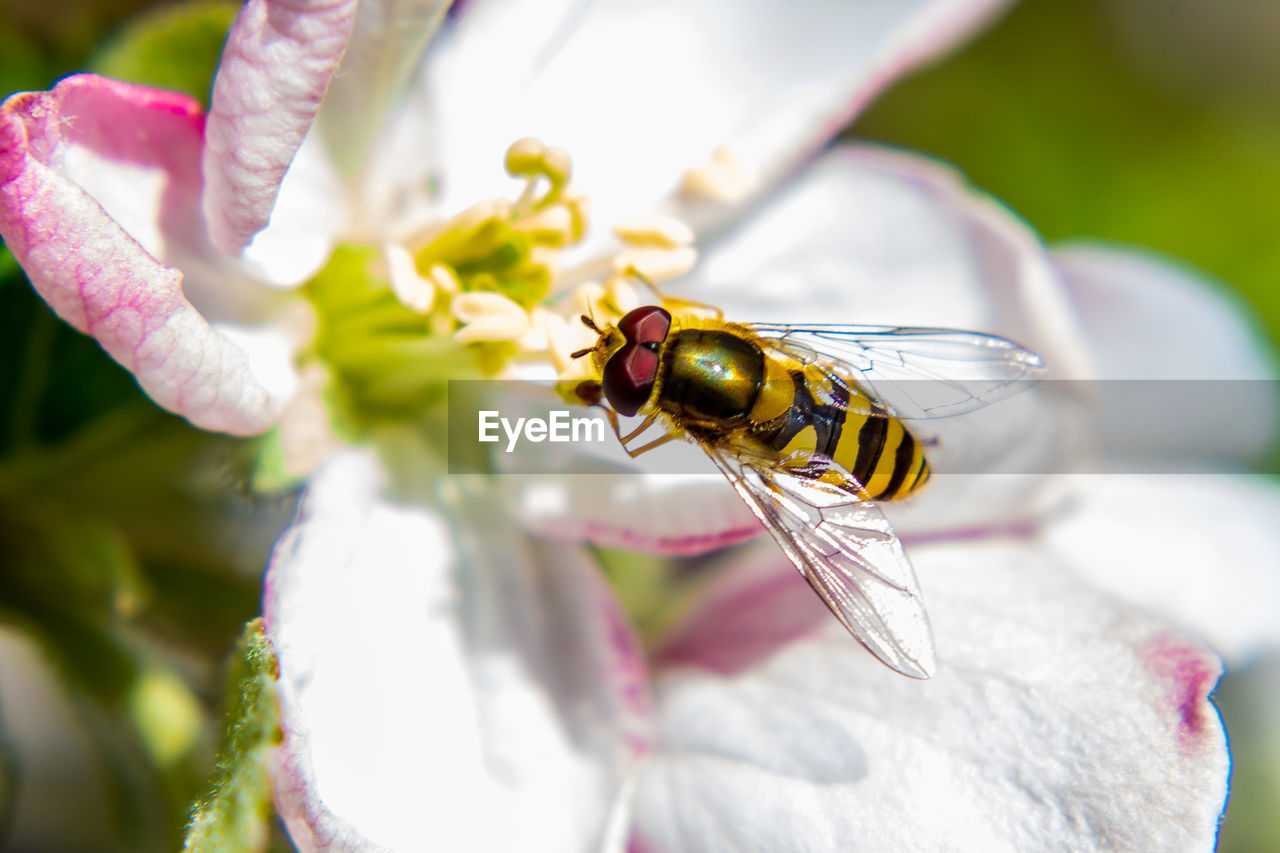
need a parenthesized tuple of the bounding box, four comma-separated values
(570, 303, 1044, 678)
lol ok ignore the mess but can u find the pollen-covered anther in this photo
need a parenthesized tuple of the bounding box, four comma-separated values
(606, 276, 641, 314)
(540, 146, 572, 186)
(452, 292, 531, 343)
(426, 263, 460, 295)
(504, 137, 546, 175)
(505, 137, 574, 213)
(563, 189, 589, 242)
(515, 205, 575, 246)
(614, 246, 698, 282)
(680, 145, 758, 203)
(384, 244, 437, 313)
(613, 214, 695, 249)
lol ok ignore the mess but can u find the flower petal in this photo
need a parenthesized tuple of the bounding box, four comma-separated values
(429, 0, 1013, 240)
(264, 450, 650, 852)
(634, 538, 1228, 852)
(1055, 244, 1276, 380)
(697, 144, 1088, 372)
(651, 541, 831, 676)
(1045, 474, 1280, 663)
(508, 472, 761, 557)
(0, 75, 284, 434)
(202, 0, 357, 260)
(1054, 243, 1279, 464)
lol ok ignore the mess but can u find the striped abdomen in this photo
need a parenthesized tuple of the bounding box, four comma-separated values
(750, 363, 930, 501)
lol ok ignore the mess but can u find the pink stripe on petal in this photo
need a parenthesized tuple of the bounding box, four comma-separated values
(0, 77, 283, 435)
(1139, 633, 1223, 756)
(653, 545, 828, 676)
(203, 0, 358, 256)
(510, 473, 763, 558)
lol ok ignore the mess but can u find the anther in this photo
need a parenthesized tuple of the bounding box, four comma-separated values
(613, 214, 695, 249)
(505, 138, 546, 176)
(614, 247, 698, 282)
(452, 292, 530, 342)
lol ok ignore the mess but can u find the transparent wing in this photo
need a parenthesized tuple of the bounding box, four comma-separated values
(704, 444, 936, 678)
(750, 323, 1046, 419)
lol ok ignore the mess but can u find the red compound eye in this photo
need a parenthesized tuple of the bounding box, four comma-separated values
(603, 342, 659, 416)
(617, 306, 671, 345)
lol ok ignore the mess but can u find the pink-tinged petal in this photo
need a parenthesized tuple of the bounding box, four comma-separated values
(633, 538, 1228, 852)
(652, 541, 830, 675)
(313, 0, 451, 177)
(509, 472, 760, 557)
(1045, 474, 1280, 663)
(264, 450, 650, 852)
(429, 0, 1014, 244)
(490, 388, 760, 555)
(1054, 243, 1279, 463)
(0, 76, 284, 434)
(203, 0, 357, 260)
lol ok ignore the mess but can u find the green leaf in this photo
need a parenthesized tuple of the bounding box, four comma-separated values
(87, 1, 240, 107)
(0, 14, 54, 94)
(183, 620, 281, 853)
(856, 0, 1280, 353)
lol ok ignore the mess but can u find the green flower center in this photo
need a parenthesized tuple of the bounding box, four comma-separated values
(299, 139, 588, 432)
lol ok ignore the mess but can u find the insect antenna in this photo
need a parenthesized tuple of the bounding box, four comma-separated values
(580, 313, 602, 333)
(570, 346, 593, 359)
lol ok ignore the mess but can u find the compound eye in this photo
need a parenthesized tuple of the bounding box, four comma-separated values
(603, 342, 659, 416)
(617, 306, 672, 345)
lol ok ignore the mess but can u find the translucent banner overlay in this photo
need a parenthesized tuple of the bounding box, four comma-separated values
(446, 380, 1278, 476)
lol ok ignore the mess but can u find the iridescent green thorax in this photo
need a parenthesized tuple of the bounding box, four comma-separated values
(658, 329, 764, 427)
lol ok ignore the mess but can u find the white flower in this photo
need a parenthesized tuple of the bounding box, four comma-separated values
(3, 0, 1275, 850)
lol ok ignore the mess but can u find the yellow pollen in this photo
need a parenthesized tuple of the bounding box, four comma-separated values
(504, 137, 546, 174)
(506, 137, 573, 214)
(613, 214, 695, 249)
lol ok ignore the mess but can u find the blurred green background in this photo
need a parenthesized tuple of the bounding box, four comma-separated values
(0, 0, 1276, 850)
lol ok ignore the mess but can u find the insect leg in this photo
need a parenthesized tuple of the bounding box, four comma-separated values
(621, 429, 685, 458)
(620, 413, 660, 443)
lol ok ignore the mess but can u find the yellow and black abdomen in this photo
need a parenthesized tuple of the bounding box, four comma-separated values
(750, 356, 931, 501)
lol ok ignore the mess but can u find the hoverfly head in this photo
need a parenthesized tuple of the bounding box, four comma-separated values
(597, 306, 673, 416)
